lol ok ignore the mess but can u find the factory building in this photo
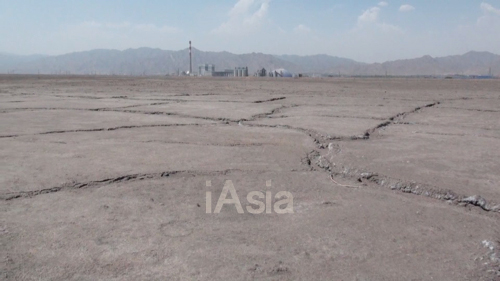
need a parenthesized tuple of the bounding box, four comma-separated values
(199, 64, 215, 76)
(255, 68, 267, 77)
(213, 69, 234, 77)
(269, 68, 293, 77)
(198, 64, 234, 77)
(234, 67, 249, 77)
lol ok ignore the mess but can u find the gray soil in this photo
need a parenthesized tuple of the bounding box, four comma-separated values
(1, 75, 499, 280)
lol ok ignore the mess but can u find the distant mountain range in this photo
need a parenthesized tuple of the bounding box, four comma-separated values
(1, 48, 498, 76)
(0, 53, 47, 72)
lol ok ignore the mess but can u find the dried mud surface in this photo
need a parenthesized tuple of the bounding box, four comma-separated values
(1, 75, 500, 280)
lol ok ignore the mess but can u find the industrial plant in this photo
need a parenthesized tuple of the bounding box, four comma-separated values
(234, 67, 249, 77)
(198, 64, 234, 77)
(186, 41, 294, 78)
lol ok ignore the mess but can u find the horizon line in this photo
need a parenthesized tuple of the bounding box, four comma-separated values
(2, 48, 499, 65)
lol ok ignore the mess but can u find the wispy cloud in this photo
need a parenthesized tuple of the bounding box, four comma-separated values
(476, 2, 500, 28)
(476, 2, 500, 27)
(378, 2, 388, 7)
(480, 2, 500, 15)
(399, 4, 415, 12)
(452, 2, 500, 56)
(345, 4, 406, 62)
(212, 0, 271, 34)
(229, 0, 256, 17)
(356, 5, 401, 32)
(358, 7, 381, 24)
(294, 24, 311, 33)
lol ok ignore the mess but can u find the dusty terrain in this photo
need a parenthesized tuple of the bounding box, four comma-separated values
(1, 75, 499, 280)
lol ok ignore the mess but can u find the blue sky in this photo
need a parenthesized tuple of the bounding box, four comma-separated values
(1, 0, 499, 62)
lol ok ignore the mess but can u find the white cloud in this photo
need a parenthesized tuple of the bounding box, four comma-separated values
(229, 0, 255, 17)
(356, 5, 401, 32)
(358, 7, 380, 24)
(212, 0, 271, 34)
(244, 1, 269, 26)
(477, 2, 500, 26)
(294, 24, 311, 33)
(476, 2, 500, 27)
(345, 4, 405, 62)
(378, 2, 388, 7)
(450, 3, 500, 57)
(481, 2, 500, 15)
(399, 4, 415, 12)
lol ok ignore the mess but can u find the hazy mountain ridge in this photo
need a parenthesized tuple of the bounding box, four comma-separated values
(370, 51, 500, 76)
(2, 48, 499, 76)
(0, 53, 47, 72)
(276, 54, 363, 74)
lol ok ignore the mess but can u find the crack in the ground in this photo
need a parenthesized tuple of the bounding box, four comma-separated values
(364, 102, 440, 138)
(0, 123, 208, 138)
(317, 115, 387, 121)
(140, 140, 276, 147)
(297, 100, 500, 214)
(2, 96, 496, 216)
(394, 121, 500, 132)
(253, 97, 286, 103)
(0, 134, 20, 138)
(1, 100, 24, 103)
(53, 95, 106, 99)
(241, 102, 442, 148)
(0, 103, 290, 124)
(0, 101, 185, 113)
(305, 147, 500, 214)
(301, 150, 320, 171)
(0, 107, 83, 114)
(2, 101, 419, 144)
(108, 101, 177, 109)
(437, 106, 500, 113)
(243, 123, 366, 149)
(244, 105, 295, 121)
(1, 169, 270, 201)
(107, 103, 292, 124)
(411, 131, 500, 140)
(0, 104, 354, 142)
(267, 114, 387, 121)
(100, 108, 236, 122)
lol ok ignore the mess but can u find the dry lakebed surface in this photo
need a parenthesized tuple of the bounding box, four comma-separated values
(1, 75, 500, 280)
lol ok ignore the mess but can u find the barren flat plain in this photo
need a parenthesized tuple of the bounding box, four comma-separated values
(1, 75, 500, 280)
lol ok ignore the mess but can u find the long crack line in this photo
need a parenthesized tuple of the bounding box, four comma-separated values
(1, 169, 270, 201)
(304, 148, 500, 214)
(364, 102, 440, 138)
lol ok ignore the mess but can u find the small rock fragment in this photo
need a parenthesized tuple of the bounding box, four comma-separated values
(489, 205, 500, 212)
(328, 143, 335, 150)
(360, 172, 375, 179)
(483, 240, 496, 251)
(461, 195, 489, 210)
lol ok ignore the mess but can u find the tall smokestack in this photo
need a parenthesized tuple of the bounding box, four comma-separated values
(189, 41, 192, 75)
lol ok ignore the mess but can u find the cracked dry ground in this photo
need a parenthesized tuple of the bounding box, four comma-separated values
(1, 76, 500, 280)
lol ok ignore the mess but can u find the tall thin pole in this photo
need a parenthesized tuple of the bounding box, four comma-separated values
(189, 41, 192, 75)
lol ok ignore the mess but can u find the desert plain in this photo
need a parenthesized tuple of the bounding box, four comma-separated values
(1, 75, 500, 280)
